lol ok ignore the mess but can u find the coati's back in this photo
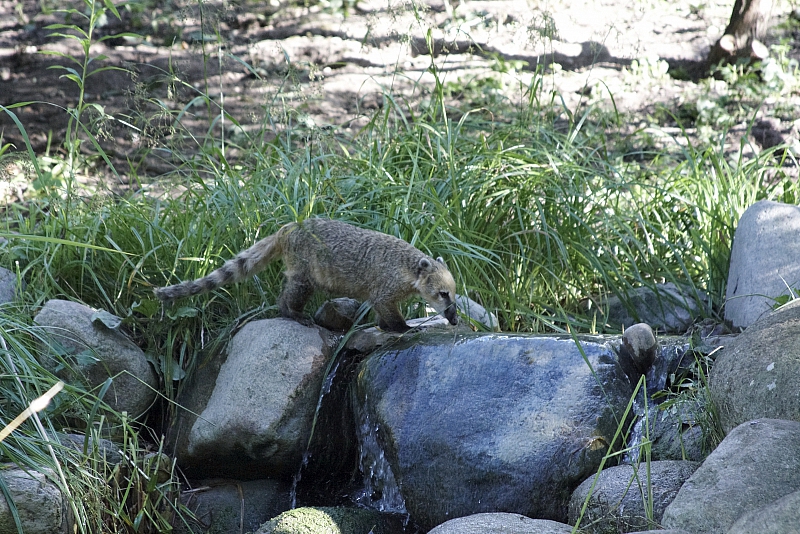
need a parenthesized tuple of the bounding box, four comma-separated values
(282, 218, 429, 301)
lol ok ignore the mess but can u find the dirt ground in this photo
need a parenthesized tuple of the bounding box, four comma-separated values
(1, 0, 799, 191)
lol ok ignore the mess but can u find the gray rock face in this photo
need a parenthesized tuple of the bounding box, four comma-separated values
(0, 467, 69, 534)
(176, 479, 292, 534)
(603, 283, 706, 333)
(661, 418, 800, 534)
(725, 200, 800, 329)
(427, 513, 573, 534)
(59, 432, 122, 464)
(726, 488, 800, 534)
(314, 297, 362, 331)
(356, 333, 634, 530)
(647, 398, 710, 462)
(33, 299, 157, 418)
(343, 316, 470, 354)
(568, 461, 699, 533)
(0, 266, 22, 304)
(179, 318, 335, 478)
(710, 299, 800, 432)
(455, 294, 500, 331)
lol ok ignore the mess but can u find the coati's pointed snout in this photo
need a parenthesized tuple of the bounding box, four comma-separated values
(444, 303, 458, 325)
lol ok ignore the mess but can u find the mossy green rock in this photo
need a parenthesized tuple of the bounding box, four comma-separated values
(255, 507, 403, 534)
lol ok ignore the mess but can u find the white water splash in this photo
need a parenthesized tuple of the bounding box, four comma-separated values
(352, 395, 407, 514)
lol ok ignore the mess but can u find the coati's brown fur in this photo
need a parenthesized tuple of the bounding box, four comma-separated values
(153, 218, 458, 332)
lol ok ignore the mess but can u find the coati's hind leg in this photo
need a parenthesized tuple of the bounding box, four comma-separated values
(278, 273, 315, 327)
(374, 303, 411, 333)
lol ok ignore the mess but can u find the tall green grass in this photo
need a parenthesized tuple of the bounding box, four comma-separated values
(7, 65, 797, 340)
(0, 306, 185, 533)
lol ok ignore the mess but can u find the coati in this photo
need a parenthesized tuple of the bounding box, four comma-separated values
(153, 218, 458, 332)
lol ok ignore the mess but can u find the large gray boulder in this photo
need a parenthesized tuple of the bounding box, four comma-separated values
(725, 200, 800, 329)
(427, 513, 573, 534)
(0, 467, 70, 534)
(568, 461, 699, 533)
(172, 318, 336, 479)
(726, 488, 800, 534)
(603, 283, 706, 333)
(33, 299, 157, 418)
(661, 418, 800, 533)
(710, 299, 800, 432)
(356, 332, 634, 531)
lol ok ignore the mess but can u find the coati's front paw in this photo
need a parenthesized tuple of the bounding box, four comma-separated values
(295, 316, 316, 328)
(281, 310, 316, 328)
(378, 320, 412, 333)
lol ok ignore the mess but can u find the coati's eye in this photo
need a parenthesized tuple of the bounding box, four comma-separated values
(439, 291, 450, 300)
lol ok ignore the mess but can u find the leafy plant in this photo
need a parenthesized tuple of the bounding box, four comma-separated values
(40, 0, 137, 183)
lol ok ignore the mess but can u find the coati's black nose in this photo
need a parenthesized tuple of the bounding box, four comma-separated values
(444, 304, 458, 325)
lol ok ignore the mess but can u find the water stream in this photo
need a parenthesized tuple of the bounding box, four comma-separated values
(351, 394, 407, 514)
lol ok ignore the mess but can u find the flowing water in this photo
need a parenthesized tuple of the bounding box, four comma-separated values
(351, 394, 407, 514)
(289, 358, 342, 509)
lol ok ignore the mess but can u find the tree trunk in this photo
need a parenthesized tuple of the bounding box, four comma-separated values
(706, 0, 773, 69)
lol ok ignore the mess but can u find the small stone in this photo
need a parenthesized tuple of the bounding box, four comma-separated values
(618, 323, 657, 379)
(314, 298, 362, 331)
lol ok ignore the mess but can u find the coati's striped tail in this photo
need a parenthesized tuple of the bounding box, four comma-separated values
(153, 227, 287, 301)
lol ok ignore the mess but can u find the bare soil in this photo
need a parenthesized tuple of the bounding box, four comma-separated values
(1, 0, 799, 192)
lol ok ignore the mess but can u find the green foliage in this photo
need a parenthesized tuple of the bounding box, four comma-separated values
(0, 307, 186, 533)
(40, 0, 136, 181)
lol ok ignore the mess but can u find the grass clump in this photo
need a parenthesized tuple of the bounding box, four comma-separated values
(0, 307, 185, 533)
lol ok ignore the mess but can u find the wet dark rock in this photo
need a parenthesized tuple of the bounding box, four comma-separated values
(343, 315, 468, 354)
(646, 397, 711, 462)
(356, 332, 634, 530)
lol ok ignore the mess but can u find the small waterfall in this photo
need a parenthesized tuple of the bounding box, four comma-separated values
(289, 359, 342, 508)
(351, 394, 407, 514)
(289, 451, 311, 509)
(622, 405, 647, 465)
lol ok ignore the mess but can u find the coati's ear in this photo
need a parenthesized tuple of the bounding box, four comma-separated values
(417, 257, 432, 274)
(436, 256, 448, 268)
